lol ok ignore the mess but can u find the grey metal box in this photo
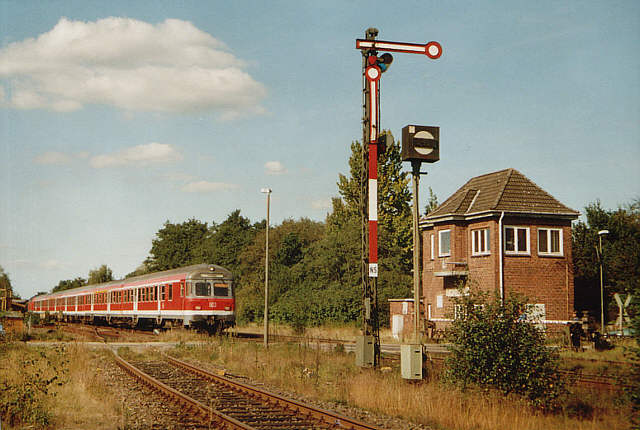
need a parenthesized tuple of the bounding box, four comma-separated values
(401, 344, 423, 379)
(355, 335, 375, 367)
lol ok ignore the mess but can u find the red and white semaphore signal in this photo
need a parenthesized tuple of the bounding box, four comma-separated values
(357, 34, 442, 280)
(356, 39, 442, 59)
(355, 28, 441, 367)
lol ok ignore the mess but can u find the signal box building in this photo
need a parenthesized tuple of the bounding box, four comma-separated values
(420, 168, 579, 331)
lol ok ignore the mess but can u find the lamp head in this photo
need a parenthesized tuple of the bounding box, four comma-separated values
(260, 188, 272, 194)
(598, 230, 609, 236)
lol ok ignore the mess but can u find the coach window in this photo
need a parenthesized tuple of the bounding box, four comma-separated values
(194, 282, 210, 296)
(180, 283, 184, 297)
(212, 282, 229, 297)
(169, 284, 173, 301)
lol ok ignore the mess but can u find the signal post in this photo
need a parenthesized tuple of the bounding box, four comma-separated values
(355, 28, 441, 368)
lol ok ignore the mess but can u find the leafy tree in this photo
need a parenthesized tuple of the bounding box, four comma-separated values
(235, 218, 324, 324)
(337, 131, 411, 231)
(145, 218, 209, 271)
(275, 232, 303, 267)
(572, 199, 640, 325)
(424, 186, 439, 216)
(87, 265, 113, 285)
(445, 289, 564, 409)
(0, 265, 13, 300)
(52, 277, 86, 293)
(125, 262, 150, 279)
(201, 210, 256, 271)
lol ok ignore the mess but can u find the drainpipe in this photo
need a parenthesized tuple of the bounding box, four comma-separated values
(498, 212, 505, 304)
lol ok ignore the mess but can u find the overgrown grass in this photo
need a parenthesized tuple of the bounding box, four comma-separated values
(168, 338, 633, 430)
(0, 342, 123, 429)
(560, 337, 636, 363)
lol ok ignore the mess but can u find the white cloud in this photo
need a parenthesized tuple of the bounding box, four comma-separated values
(34, 151, 73, 165)
(0, 17, 266, 114)
(89, 142, 182, 168)
(311, 198, 332, 210)
(181, 181, 239, 193)
(264, 161, 286, 175)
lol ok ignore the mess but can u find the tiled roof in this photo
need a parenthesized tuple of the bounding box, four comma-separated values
(425, 168, 579, 221)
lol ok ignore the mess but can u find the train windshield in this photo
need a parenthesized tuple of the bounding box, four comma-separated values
(192, 281, 231, 297)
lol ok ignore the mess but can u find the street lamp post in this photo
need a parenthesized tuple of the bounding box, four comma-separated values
(261, 188, 272, 348)
(598, 229, 609, 333)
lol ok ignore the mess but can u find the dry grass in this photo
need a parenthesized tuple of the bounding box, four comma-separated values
(0, 342, 123, 429)
(168, 339, 633, 430)
(349, 372, 631, 430)
(560, 337, 637, 363)
(235, 322, 397, 343)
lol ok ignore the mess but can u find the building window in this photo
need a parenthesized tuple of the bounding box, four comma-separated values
(471, 228, 490, 256)
(538, 228, 563, 256)
(439, 229, 451, 257)
(430, 234, 435, 260)
(504, 226, 529, 255)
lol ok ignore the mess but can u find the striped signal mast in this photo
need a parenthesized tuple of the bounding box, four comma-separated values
(355, 28, 442, 367)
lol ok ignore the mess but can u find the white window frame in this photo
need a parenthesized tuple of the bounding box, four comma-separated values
(430, 234, 435, 260)
(504, 226, 530, 255)
(537, 228, 563, 256)
(438, 229, 451, 257)
(471, 228, 491, 256)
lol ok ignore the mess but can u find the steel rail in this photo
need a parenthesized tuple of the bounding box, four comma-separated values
(165, 354, 379, 430)
(112, 351, 252, 430)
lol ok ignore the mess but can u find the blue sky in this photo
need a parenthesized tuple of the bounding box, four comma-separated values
(1, 1, 638, 299)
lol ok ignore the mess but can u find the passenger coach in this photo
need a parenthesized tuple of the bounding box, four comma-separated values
(28, 264, 235, 333)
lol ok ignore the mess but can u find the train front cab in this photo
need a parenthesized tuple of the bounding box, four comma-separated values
(182, 265, 235, 333)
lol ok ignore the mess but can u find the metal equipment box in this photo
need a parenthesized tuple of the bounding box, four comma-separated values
(401, 344, 423, 379)
(355, 335, 375, 367)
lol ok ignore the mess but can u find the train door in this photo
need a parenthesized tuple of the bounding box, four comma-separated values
(107, 290, 111, 313)
(133, 287, 138, 312)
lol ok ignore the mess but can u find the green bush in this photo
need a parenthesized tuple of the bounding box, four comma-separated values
(0, 344, 69, 427)
(444, 290, 564, 409)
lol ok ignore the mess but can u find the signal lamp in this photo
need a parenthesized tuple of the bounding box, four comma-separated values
(378, 134, 388, 155)
(377, 53, 394, 72)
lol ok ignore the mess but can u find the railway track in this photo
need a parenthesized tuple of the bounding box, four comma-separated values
(113, 351, 378, 429)
(59, 321, 156, 341)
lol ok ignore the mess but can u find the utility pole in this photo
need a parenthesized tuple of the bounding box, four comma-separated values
(261, 188, 272, 348)
(355, 29, 442, 368)
(598, 229, 609, 333)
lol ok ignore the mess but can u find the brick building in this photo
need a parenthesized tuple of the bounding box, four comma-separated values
(420, 168, 579, 331)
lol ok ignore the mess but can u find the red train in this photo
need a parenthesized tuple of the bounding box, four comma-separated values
(28, 264, 235, 333)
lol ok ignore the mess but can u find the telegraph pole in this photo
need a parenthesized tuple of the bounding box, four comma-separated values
(355, 29, 442, 367)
